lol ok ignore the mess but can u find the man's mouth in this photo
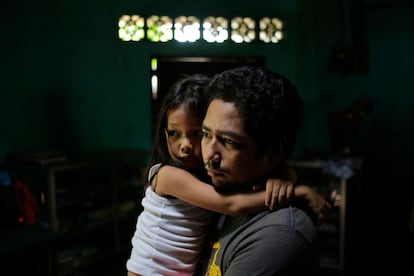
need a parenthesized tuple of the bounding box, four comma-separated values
(205, 160, 220, 170)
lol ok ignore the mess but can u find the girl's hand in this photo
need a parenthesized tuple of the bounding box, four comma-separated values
(295, 184, 332, 226)
(263, 178, 295, 211)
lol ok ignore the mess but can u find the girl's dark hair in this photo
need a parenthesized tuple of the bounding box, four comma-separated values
(144, 74, 211, 188)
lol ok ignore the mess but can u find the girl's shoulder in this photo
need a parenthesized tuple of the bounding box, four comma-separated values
(148, 163, 162, 182)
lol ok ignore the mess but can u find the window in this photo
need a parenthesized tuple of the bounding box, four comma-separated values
(146, 15, 173, 42)
(231, 17, 255, 43)
(174, 16, 200, 42)
(203, 17, 228, 43)
(118, 14, 284, 44)
(149, 56, 265, 129)
(118, 15, 145, 41)
(259, 17, 283, 43)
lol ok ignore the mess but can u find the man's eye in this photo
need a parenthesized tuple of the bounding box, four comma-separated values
(201, 131, 211, 139)
(223, 138, 234, 145)
(221, 137, 243, 149)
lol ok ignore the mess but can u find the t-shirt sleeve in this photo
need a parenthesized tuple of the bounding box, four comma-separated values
(223, 225, 318, 275)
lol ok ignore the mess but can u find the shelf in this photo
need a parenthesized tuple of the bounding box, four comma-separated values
(5, 150, 148, 276)
(288, 158, 353, 275)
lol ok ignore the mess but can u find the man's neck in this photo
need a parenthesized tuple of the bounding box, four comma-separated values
(213, 183, 255, 194)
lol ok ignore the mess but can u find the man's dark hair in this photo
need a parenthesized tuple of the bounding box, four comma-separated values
(205, 66, 303, 163)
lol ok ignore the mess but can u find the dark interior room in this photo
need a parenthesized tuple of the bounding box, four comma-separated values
(1, 0, 413, 275)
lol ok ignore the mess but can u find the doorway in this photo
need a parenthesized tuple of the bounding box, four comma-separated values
(150, 56, 265, 129)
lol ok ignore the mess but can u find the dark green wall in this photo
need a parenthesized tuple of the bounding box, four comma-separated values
(2, 0, 413, 165)
(1, 0, 414, 273)
(1, 0, 301, 160)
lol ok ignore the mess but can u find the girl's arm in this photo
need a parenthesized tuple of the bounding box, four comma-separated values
(154, 165, 291, 215)
(263, 179, 331, 225)
(261, 166, 332, 225)
(293, 184, 332, 225)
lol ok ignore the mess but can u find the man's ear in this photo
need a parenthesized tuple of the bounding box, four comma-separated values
(278, 166, 298, 182)
(265, 139, 285, 166)
(267, 139, 285, 166)
(266, 151, 280, 167)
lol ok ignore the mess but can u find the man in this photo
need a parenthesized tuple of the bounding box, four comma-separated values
(200, 66, 319, 275)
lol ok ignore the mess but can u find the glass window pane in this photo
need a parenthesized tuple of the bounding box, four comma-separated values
(202, 16, 228, 43)
(174, 16, 200, 42)
(118, 15, 145, 41)
(231, 17, 255, 43)
(119, 14, 285, 44)
(151, 75, 158, 100)
(259, 17, 283, 43)
(147, 15, 173, 42)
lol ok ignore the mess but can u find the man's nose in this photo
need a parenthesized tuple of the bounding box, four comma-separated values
(202, 137, 219, 160)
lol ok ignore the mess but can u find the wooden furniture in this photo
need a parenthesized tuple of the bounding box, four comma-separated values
(5, 150, 148, 275)
(288, 158, 362, 275)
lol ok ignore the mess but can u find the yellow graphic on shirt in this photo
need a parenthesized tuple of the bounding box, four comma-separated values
(205, 242, 221, 276)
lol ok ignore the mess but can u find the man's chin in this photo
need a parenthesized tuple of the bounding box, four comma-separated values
(212, 179, 253, 193)
(211, 178, 230, 191)
(210, 177, 221, 187)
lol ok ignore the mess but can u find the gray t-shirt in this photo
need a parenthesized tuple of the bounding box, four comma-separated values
(200, 206, 318, 276)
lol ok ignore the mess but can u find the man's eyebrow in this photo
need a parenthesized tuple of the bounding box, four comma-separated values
(201, 124, 210, 131)
(202, 124, 245, 141)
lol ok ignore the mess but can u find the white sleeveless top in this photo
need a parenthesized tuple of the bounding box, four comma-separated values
(126, 164, 216, 276)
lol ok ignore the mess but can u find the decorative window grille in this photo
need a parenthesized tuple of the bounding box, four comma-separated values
(146, 15, 173, 42)
(259, 17, 283, 43)
(231, 17, 255, 43)
(118, 15, 145, 41)
(174, 16, 200, 42)
(118, 14, 283, 44)
(203, 16, 228, 43)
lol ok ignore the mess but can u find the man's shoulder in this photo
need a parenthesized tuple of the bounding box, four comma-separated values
(217, 208, 318, 274)
(263, 206, 311, 222)
(253, 207, 316, 235)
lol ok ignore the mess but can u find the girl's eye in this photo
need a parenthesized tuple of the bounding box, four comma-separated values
(167, 130, 179, 137)
(196, 130, 204, 137)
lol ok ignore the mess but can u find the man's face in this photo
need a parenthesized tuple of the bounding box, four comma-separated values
(201, 99, 273, 189)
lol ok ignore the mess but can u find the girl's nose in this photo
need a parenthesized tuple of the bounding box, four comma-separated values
(180, 137, 193, 151)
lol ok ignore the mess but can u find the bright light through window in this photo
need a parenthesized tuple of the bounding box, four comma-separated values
(118, 15, 145, 41)
(119, 14, 284, 44)
(174, 16, 200, 42)
(147, 15, 173, 42)
(203, 16, 228, 43)
(151, 75, 158, 100)
(260, 17, 283, 43)
(231, 17, 255, 43)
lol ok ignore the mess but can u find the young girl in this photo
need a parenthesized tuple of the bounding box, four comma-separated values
(126, 74, 330, 276)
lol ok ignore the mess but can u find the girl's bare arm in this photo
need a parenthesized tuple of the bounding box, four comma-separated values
(154, 165, 274, 215)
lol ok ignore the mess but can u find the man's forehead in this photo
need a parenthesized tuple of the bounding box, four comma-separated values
(203, 100, 246, 137)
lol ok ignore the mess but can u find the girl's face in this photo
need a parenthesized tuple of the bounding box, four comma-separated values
(165, 105, 204, 171)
